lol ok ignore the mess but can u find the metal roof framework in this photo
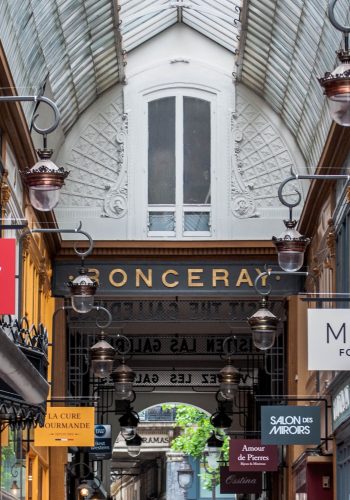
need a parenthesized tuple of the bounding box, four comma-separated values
(0, 0, 349, 165)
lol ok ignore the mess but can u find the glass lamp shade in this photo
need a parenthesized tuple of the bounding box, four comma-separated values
(71, 294, 95, 314)
(10, 480, 20, 496)
(219, 362, 240, 400)
(68, 268, 98, 313)
(28, 185, 61, 211)
(219, 381, 237, 400)
(115, 381, 134, 401)
(273, 224, 309, 272)
(177, 457, 194, 490)
(126, 434, 142, 457)
(319, 60, 350, 126)
(90, 334, 115, 378)
(111, 361, 135, 400)
(248, 299, 279, 351)
(252, 329, 276, 351)
(206, 449, 221, 469)
(121, 425, 137, 441)
(22, 150, 69, 212)
(278, 250, 304, 273)
(328, 90, 350, 126)
(91, 358, 114, 379)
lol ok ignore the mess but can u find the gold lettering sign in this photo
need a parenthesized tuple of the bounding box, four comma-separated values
(188, 269, 204, 287)
(34, 407, 95, 447)
(88, 268, 100, 284)
(212, 269, 229, 287)
(109, 268, 127, 288)
(236, 268, 253, 287)
(162, 270, 179, 288)
(136, 269, 153, 288)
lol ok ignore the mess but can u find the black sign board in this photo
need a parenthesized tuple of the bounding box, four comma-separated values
(88, 424, 112, 460)
(53, 260, 303, 296)
(261, 406, 321, 445)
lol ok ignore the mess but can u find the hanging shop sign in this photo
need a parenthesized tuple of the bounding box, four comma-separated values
(332, 381, 350, 430)
(0, 239, 16, 314)
(229, 439, 278, 472)
(308, 309, 350, 370)
(34, 407, 95, 447)
(53, 261, 303, 296)
(261, 406, 321, 445)
(220, 467, 262, 494)
(88, 424, 112, 460)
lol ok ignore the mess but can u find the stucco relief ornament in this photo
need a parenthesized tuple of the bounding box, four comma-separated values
(102, 113, 128, 219)
(231, 121, 258, 219)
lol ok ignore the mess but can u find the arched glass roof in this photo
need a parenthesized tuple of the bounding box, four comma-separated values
(0, 0, 349, 165)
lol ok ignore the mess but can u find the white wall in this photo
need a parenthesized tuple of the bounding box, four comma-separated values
(54, 24, 307, 242)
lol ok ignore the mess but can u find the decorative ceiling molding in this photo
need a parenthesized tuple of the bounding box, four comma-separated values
(231, 87, 302, 219)
(58, 95, 128, 219)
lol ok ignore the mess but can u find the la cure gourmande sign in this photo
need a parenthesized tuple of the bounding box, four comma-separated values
(34, 407, 95, 447)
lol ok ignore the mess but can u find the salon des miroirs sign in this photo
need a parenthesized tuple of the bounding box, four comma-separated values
(52, 261, 303, 296)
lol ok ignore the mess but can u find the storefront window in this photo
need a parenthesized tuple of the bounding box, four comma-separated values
(0, 429, 26, 499)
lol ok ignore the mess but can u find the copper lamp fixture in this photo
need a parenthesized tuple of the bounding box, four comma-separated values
(319, 0, 350, 126)
(0, 95, 69, 211)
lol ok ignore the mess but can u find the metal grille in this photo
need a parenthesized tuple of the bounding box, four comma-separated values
(66, 298, 286, 409)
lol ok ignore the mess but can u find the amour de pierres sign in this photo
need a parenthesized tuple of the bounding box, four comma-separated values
(261, 406, 321, 445)
(308, 309, 350, 370)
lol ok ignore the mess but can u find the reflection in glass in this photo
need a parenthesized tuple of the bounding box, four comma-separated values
(149, 212, 175, 232)
(148, 97, 176, 204)
(184, 212, 210, 232)
(183, 97, 210, 204)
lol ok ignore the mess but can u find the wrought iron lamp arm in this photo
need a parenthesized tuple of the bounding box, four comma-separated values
(254, 270, 312, 296)
(19, 221, 93, 259)
(0, 95, 60, 135)
(278, 172, 350, 218)
(329, 0, 350, 45)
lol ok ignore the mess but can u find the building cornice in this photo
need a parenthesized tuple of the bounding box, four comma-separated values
(56, 240, 276, 260)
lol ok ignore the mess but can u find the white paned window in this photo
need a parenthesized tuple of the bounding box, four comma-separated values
(147, 92, 212, 237)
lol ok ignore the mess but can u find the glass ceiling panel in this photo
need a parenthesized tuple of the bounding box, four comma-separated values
(0, 0, 119, 132)
(241, 0, 350, 167)
(0, 0, 348, 168)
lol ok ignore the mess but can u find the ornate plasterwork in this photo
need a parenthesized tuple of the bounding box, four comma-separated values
(59, 96, 128, 219)
(231, 91, 298, 218)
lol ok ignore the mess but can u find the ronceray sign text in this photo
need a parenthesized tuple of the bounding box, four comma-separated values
(52, 261, 303, 296)
(229, 439, 278, 472)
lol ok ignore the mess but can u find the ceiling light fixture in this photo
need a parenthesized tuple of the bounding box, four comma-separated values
(319, 0, 350, 126)
(0, 95, 69, 210)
